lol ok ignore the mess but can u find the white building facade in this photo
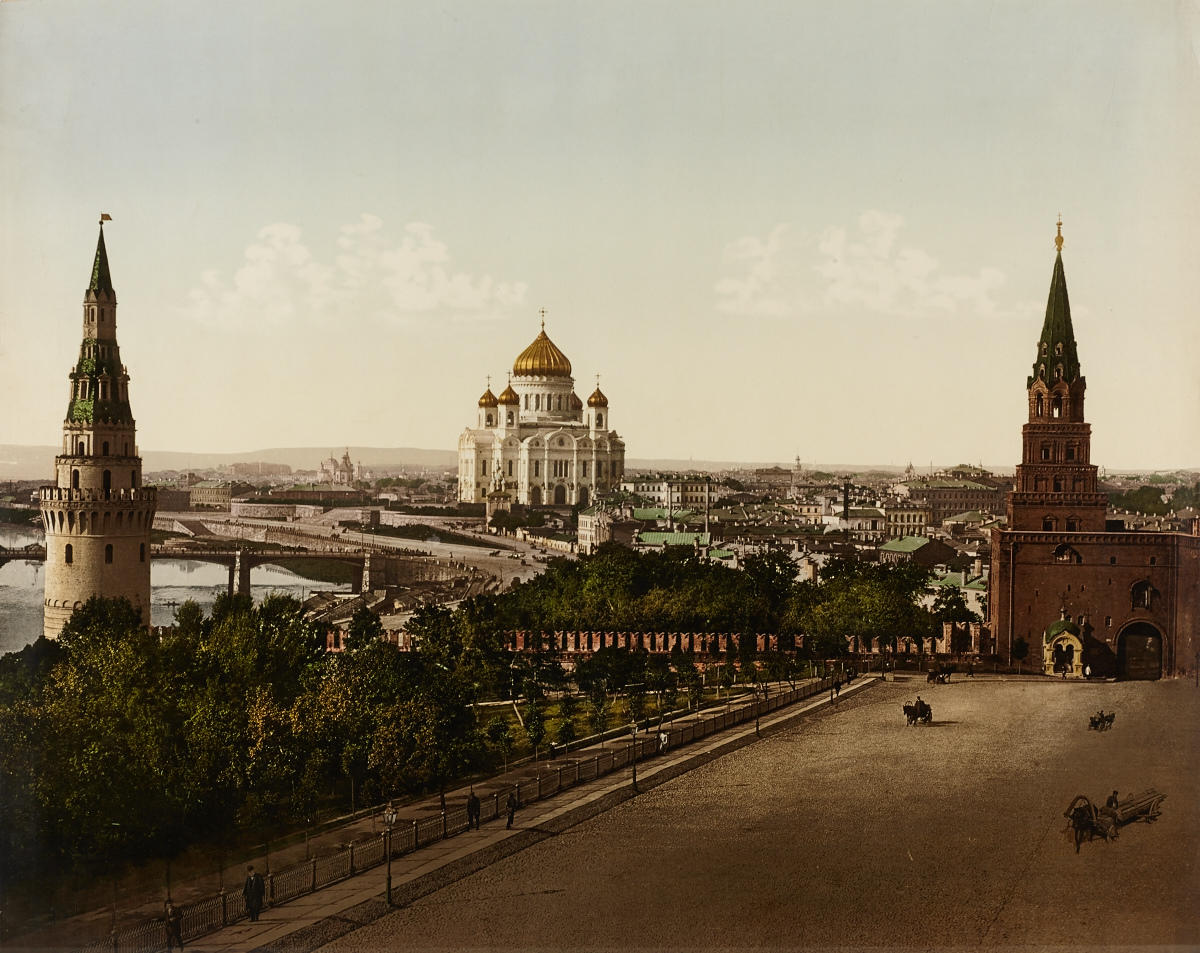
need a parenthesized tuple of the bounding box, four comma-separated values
(458, 322, 625, 507)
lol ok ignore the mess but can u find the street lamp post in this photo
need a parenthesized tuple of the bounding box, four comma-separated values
(383, 804, 397, 905)
(629, 722, 639, 793)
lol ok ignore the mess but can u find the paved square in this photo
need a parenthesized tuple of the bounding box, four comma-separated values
(319, 677, 1200, 951)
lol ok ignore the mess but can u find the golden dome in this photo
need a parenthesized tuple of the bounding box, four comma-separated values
(513, 328, 572, 378)
(478, 388, 498, 408)
(587, 387, 609, 407)
(497, 384, 520, 405)
(570, 392, 583, 410)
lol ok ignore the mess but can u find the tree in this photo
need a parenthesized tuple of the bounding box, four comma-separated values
(344, 604, 384, 652)
(1011, 637, 1030, 674)
(486, 716, 514, 773)
(523, 702, 546, 762)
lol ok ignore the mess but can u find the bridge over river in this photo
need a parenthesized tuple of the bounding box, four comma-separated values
(0, 544, 469, 597)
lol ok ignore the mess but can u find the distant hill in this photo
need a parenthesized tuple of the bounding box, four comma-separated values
(1, 445, 1186, 483)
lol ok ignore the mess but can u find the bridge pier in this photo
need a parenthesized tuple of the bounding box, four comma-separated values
(229, 550, 253, 598)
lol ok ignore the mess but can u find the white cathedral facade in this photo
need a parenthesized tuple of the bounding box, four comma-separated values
(458, 321, 625, 507)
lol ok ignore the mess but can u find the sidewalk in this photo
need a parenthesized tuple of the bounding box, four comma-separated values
(184, 676, 878, 953)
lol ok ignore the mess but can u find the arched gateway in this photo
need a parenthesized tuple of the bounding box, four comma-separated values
(1116, 622, 1162, 681)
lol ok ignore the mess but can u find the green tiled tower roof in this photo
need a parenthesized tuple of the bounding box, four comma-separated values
(1029, 220, 1080, 387)
(89, 223, 114, 295)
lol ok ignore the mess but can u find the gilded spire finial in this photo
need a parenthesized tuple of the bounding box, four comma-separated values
(539, 307, 546, 331)
(1055, 216, 1063, 253)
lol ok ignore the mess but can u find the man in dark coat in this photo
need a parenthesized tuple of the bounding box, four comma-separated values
(467, 789, 481, 830)
(243, 865, 265, 922)
(506, 790, 518, 829)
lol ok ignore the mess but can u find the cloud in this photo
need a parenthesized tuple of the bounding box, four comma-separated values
(182, 216, 527, 329)
(716, 211, 1008, 319)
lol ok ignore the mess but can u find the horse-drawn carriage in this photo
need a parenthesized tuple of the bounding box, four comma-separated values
(1088, 709, 1116, 731)
(1063, 789, 1166, 853)
(927, 665, 953, 684)
(902, 698, 933, 725)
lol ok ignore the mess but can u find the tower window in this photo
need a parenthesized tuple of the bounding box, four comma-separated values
(507, 460, 513, 477)
(105, 544, 113, 564)
(103, 470, 112, 494)
(1041, 446, 1050, 461)
(77, 441, 85, 455)
(102, 441, 109, 456)
(64, 544, 73, 565)
(486, 414, 494, 426)
(507, 412, 514, 425)
(1105, 617, 1112, 628)
(1040, 343, 1047, 356)
(534, 460, 540, 477)
(1131, 580, 1154, 609)
(140, 543, 146, 562)
(1053, 478, 1063, 492)
(1035, 395, 1043, 417)
(1066, 519, 1079, 531)
(1055, 343, 1063, 356)
(1042, 517, 1056, 531)
(1109, 556, 1117, 565)
(1051, 396, 1063, 417)
(597, 414, 604, 427)
(71, 469, 80, 490)
(1149, 556, 1157, 566)
(1065, 446, 1075, 461)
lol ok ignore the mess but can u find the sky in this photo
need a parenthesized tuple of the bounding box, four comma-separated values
(2, 0, 1198, 471)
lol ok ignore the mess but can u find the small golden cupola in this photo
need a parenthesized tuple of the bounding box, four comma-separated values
(587, 387, 608, 407)
(513, 317, 572, 378)
(478, 387, 498, 408)
(497, 383, 520, 405)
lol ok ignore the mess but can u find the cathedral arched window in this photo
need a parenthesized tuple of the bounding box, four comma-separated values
(486, 414, 494, 426)
(102, 441, 109, 456)
(1055, 342, 1063, 356)
(105, 544, 113, 564)
(1051, 396, 1062, 418)
(1035, 395, 1043, 417)
(507, 412, 514, 425)
(103, 470, 112, 495)
(1041, 445, 1051, 461)
(71, 469, 80, 490)
(131, 471, 137, 489)
(64, 544, 73, 564)
(597, 414, 604, 427)
(1040, 343, 1047, 356)
(1065, 446, 1075, 461)
(77, 441, 85, 456)
(1042, 517, 1056, 531)
(1053, 477, 1063, 492)
(1066, 518, 1079, 531)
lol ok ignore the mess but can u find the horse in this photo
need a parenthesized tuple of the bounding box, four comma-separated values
(1088, 711, 1116, 731)
(902, 700, 933, 725)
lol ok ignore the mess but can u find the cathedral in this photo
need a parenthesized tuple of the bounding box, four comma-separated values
(39, 220, 157, 638)
(988, 222, 1199, 679)
(458, 317, 625, 507)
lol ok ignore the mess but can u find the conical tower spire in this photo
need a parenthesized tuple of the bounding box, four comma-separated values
(1030, 218, 1080, 386)
(89, 217, 114, 296)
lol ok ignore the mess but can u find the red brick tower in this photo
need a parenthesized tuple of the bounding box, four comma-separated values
(1007, 219, 1108, 534)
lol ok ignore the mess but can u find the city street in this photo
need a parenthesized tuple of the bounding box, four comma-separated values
(318, 676, 1200, 951)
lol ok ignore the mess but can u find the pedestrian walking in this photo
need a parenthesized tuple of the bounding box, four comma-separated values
(242, 865, 265, 922)
(467, 788, 481, 830)
(165, 901, 183, 952)
(505, 790, 518, 829)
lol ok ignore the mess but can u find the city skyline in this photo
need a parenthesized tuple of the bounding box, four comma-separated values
(2, 1, 1198, 471)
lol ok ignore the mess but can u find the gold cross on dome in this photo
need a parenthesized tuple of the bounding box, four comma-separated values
(539, 307, 547, 329)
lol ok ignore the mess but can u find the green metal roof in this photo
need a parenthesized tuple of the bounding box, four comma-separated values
(89, 224, 114, 295)
(637, 531, 711, 547)
(943, 510, 984, 523)
(1029, 244, 1080, 387)
(879, 536, 931, 553)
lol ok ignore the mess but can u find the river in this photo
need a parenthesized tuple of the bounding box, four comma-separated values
(0, 525, 353, 656)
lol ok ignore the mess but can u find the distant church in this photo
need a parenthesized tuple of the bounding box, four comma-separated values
(458, 316, 625, 507)
(39, 220, 157, 638)
(989, 222, 1199, 679)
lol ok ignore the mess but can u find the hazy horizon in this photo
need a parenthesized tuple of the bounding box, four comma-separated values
(3, 1, 1198, 470)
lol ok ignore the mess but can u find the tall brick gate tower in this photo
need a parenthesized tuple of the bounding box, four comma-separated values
(39, 219, 157, 638)
(989, 221, 1200, 679)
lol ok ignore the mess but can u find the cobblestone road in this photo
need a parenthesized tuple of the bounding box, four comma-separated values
(318, 676, 1200, 951)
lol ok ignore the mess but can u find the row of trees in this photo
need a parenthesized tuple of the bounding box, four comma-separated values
(0, 544, 977, 885)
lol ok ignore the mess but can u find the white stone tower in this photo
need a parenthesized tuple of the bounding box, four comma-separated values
(39, 218, 157, 638)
